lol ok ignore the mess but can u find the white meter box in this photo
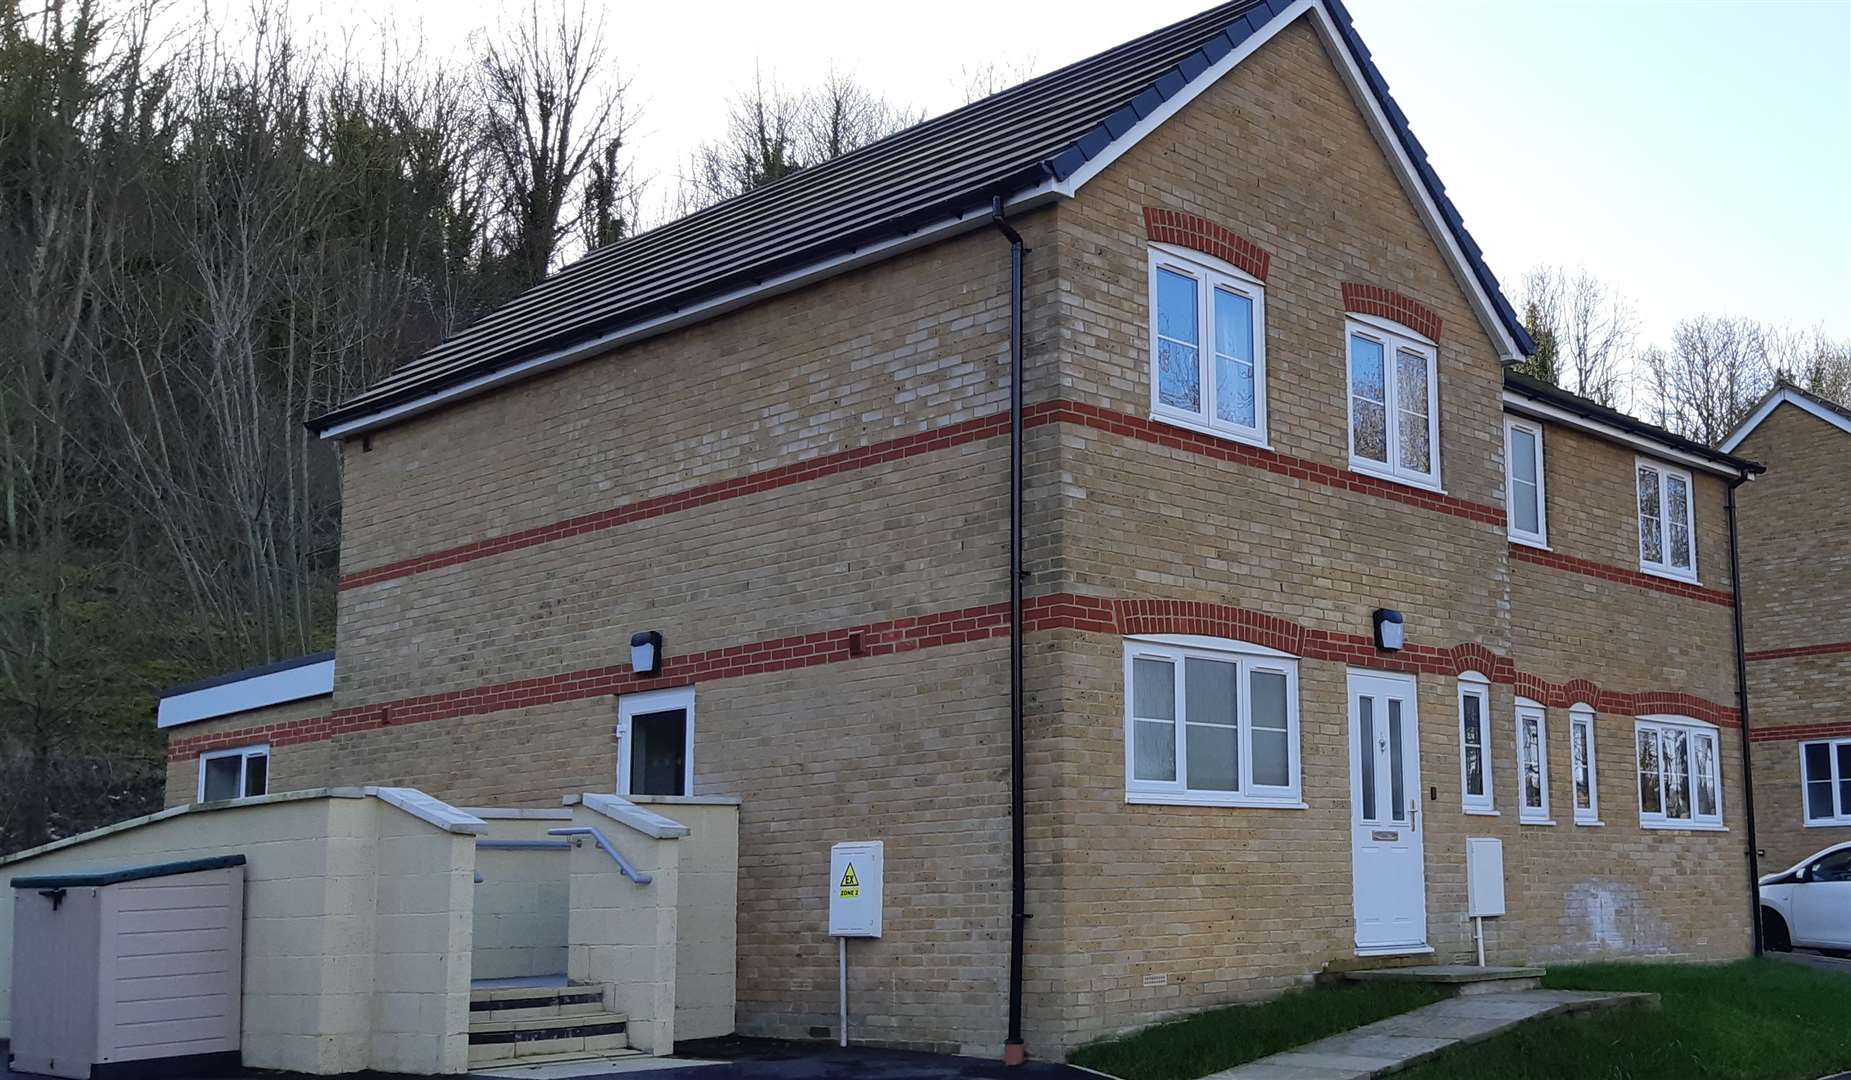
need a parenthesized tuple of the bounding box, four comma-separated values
(1466, 836, 1506, 917)
(829, 841, 883, 937)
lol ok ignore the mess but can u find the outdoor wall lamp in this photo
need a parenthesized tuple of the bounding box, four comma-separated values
(1373, 609, 1404, 652)
(630, 630, 663, 677)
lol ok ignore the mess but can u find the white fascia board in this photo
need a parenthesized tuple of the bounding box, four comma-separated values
(1501, 391, 1744, 478)
(319, 186, 1062, 441)
(1720, 388, 1851, 453)
(156, 658, 334, 729)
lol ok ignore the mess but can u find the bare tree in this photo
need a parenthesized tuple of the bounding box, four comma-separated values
(1766, 325, 1851, 406)
(956, 55, 1040, 104)
(475, 0, 632, 282)
(798, 65, 920, 161)
(1515, 266, 1637, 407)
(1641, 316, 1771, 446)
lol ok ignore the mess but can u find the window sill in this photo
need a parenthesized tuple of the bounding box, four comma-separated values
(1508, 534, 1551, 552)
(1126, 792, 1308, 810)
(1463, 807, 1500, 817)
(1519, 816, 1556, 826)
(1639, 820, 1727, 832)
(1354, 943, 1435, 958)
(1348, 460, 1446, 496)
(1803, 820, 1851, 829)
(1574, 817, 1604, 827)
(1149, 411, 1271, 452)
(1639, 564, 1701, 587)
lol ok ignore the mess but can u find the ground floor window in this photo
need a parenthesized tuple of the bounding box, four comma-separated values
(1636, 716, 1722, 829)
(1123, 637, 1301, 807)
(1516, 701, 1550, 823)
(1802, 738, 1851, 826)
(1570, 706, 1599, 824)
(1458, 675, 1493, 813)
(618, 685, 694, 797)
(198, 744, 268, 802)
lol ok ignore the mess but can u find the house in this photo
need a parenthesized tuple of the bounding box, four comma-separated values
(1722, 383, 1851, 875)
(9, 0, 1771, 1069)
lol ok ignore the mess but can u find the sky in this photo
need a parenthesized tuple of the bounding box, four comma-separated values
(298, 0, 1851, 347)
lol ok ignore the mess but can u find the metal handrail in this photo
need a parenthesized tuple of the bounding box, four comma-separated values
(477, 839, 573, 851)
(547, 827, 652, 885)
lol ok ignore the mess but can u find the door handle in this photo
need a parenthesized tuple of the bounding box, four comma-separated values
(1409, 799, 1419, 830)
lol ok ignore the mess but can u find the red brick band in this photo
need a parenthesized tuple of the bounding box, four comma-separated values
(1342, 283, 1442, 341)
(338, 403, 1731, 611)
(1745, 641, 1851, 662)
(1143, 208, 1271, 281)
(1749, 721, 1851, 744)
(168, 592, 1738, 760)
(1507, 543, 1734, 608)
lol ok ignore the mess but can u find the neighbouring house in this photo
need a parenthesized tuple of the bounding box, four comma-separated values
(1723, 383, 1851, 875)
(3, 0, 1771, 1071)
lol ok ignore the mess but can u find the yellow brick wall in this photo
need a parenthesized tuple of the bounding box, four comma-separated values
(1734, 401, 1851, 869)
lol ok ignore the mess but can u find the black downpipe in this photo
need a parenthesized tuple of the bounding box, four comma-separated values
(1726, 477, 1764, 955)
(990, 196, 1029, 1064)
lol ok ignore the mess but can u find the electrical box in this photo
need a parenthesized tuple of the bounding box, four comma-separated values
(829, 841, 883, 938)
(1466, 837, 1506, 917)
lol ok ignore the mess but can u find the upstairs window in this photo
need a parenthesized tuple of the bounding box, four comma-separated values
(1515, 701, 1551, 824)
(618, 686, 695, 797)
(1148, 245, 1267, 445)
(1458, 675, 1494, 814)
(1636, 716, 1722, 829)
(1505, 416, 1548, 547)
(199, 744, 269, 802)
(1636, 459, 1697, 582)
(1802, 739, 1851, 826)
(1347, 318, 1440, 489)
(1124, 638, 1301, 808)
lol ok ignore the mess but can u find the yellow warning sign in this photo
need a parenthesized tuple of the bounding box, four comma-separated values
(838, 863, 860, 899)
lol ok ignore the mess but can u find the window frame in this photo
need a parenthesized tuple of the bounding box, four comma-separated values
(1458, 673, 1495, 815)
(617, 685, 696, 798)
(1147, 244, 1269, 447)
(1515, 699, 1552, 824)
(1635, 457, 1699, 584)
(1122, 636, 1303, 809)
(1569, 705, 1601, 825)
(1345, 316, 1442, 491)
(197, 743, 270, 803)
(1504, 415, 1549, 548)
(1634, 715, 1725, 830)
(1800, 738, 1851, 827)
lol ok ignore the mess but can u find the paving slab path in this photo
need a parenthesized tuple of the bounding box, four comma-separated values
(1199, 988, 1656, 1080)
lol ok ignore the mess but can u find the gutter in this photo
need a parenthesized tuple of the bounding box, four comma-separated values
(990, 196, 1030, 1067)
(1725, 475, 1764, 955)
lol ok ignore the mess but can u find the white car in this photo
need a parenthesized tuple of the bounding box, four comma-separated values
(1760, 840, 1851, 953)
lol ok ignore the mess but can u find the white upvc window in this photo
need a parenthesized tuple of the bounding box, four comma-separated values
(1346, 317, 1440, 490)
(1801, 739, 1851, 826)
(1124, 637, 1302, 808)
(1515, 700, 1551, 824)
(1635, 716, 1724, 830)
(1636, 458, 1698, 582)
(198, 744, 269, 802)
(1505, 415, 1548, 548)
(617, 685, 695, 798)
(1148, 245, 1267, 446)
(1458, 674, 1494, 814)
(1570, 706, 1600, 825)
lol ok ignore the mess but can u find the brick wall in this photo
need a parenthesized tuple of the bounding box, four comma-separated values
(1734, 401, 1851, 870)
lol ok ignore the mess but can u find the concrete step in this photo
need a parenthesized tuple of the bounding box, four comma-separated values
(1344, 964, 1546, 995)
(467, 1010, 629, 1065)
(469, 982, 608, 1022)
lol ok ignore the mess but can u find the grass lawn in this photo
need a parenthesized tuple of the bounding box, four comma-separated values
(1065, 981, 1447, 1080)
(1396, 957, 1851, 1080)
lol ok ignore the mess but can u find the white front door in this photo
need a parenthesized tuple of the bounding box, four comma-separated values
(1348, 670, 1428, 954)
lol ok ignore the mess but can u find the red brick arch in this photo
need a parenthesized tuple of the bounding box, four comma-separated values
(1342, 283, 1443, 341)
(1142, 208, 1271, 281)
